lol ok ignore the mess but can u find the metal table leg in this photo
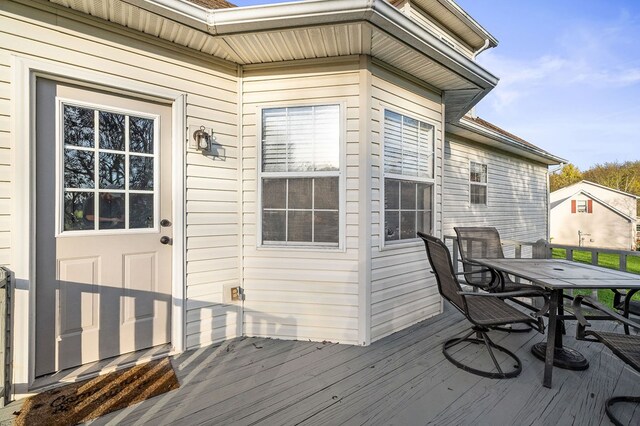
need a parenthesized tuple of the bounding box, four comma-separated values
(531, 289, 589, 388)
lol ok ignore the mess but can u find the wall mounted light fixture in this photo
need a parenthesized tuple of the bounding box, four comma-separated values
(189, 125, 225, 159)
(192, 126, 211, 152)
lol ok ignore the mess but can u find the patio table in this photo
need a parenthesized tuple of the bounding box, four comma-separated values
(469, 258, 640, 388)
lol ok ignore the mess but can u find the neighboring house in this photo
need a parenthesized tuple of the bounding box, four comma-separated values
(550, 181, 638, 250)
(0, 0, 563, 398)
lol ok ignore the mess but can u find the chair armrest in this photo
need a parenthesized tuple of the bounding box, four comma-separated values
(457, 261, 502, 291)
(573, 295, 640, 331)
(458, 289, 548, 299)
(623, 288, 639, 315)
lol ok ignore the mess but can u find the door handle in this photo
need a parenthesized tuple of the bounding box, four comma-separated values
(160, 219, 172, 227)
(160, 236, 172, 245)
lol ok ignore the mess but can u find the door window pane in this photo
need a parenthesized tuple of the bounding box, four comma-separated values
(130, 194, 154, 229)
(64, 149, 94, 189)
(99, 153, 126, 189)
(129, 156, 154, 191)
(99, 112, 125, 151)
(129, 116, 154, 154)
(97, 193, 125, 230)
(64, 192, 94, 231)
(64, 105, 94, 148)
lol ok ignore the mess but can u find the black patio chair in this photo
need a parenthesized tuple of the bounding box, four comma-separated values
(573, 295, 640, 426)
(454, 226, 548, 332)
(612, 289, 640, 335)
(418, 232, 547, 379)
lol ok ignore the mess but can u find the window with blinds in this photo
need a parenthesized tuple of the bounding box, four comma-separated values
(384, 110, 434, 178)
(469, 161, 488, 205)
(383, 110, 435, 243)
(260, 105, 341, 246)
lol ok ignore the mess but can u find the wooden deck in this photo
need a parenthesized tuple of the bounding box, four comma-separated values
(2, 306, 639, 425)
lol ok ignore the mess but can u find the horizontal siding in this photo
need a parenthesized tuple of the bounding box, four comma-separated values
(407, 6, 475, 59)
(241, 59, 361, 344)
(442, 136, 549, 245)
(369, 66, 444, 343)
(2, 0, 241, 349)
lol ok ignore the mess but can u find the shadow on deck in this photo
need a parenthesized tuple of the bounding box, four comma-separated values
(3, 307, 639, 425)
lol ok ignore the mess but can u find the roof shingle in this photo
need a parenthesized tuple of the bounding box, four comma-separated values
(187, 0, 236, 9)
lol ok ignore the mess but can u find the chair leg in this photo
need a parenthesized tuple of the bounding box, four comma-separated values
(443, 327, 522, 379)
(605, 396, 640, 426)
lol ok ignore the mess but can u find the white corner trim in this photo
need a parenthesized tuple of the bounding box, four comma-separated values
(11, 54, 186, 397)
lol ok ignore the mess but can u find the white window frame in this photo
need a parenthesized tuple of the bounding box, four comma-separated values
(469, 160, 488, 206)
(576, 200, 588, 213)
(257, 102, 346, 250)
(55, 97, 161, 237)
(381, 108, 436, 247)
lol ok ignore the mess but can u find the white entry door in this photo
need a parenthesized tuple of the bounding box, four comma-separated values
(35, 79, 173, 377)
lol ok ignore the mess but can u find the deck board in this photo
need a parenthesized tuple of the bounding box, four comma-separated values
(1, 306, 637, 425)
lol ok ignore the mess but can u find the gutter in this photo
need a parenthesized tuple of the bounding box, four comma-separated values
(473, 39, 491, 59)
(123, 0, 499, 89)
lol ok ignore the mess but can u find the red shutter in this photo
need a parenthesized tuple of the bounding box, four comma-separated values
(587, 199, 593, 213)
(571, 200, 576, 213)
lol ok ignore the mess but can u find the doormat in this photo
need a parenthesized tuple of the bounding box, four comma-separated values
(15, 357, 179, 426)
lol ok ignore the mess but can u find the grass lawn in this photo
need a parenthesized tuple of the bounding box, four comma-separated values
(551, 248, 640, 307)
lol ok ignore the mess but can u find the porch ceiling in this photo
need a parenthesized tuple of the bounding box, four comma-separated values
(48, 0, 498, 122)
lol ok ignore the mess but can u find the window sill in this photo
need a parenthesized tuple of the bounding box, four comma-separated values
(379, 238, 423, 252)
(257, 243, 345, 253)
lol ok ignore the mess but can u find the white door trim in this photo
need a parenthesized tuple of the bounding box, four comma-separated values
(11, 55, 186, 398)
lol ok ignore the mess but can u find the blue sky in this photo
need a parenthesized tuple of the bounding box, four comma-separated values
(231, 0, 640, 170)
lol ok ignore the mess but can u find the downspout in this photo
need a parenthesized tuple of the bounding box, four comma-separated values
(472, 38, 491, 60)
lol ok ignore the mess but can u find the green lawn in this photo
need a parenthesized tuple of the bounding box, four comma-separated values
(551, 248, 640, 307)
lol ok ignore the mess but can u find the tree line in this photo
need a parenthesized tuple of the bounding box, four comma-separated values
(550, 161, 640, 210)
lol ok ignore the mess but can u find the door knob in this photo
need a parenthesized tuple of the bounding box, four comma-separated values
(160, 219, 172, 227)
(160, 236, 172, 245)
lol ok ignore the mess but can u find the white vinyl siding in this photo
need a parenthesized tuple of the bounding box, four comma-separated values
(370, 66, 443, 342)
(443, 136, 549, 249)
(1, 0, 240, 351)
(242, 58, 361, 345)
(406, 5, 475, 59)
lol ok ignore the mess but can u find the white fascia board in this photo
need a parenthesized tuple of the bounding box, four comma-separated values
(580, 180, 639, 200)
(449, 118, 566, 165)
(127, 0, 498, 90)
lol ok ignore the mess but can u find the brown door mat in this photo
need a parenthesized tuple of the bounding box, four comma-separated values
(15, 357, 179, 425)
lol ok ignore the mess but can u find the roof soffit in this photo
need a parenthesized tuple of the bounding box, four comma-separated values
(408, 0, 498, 50)
(46, 0, 497, 118)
